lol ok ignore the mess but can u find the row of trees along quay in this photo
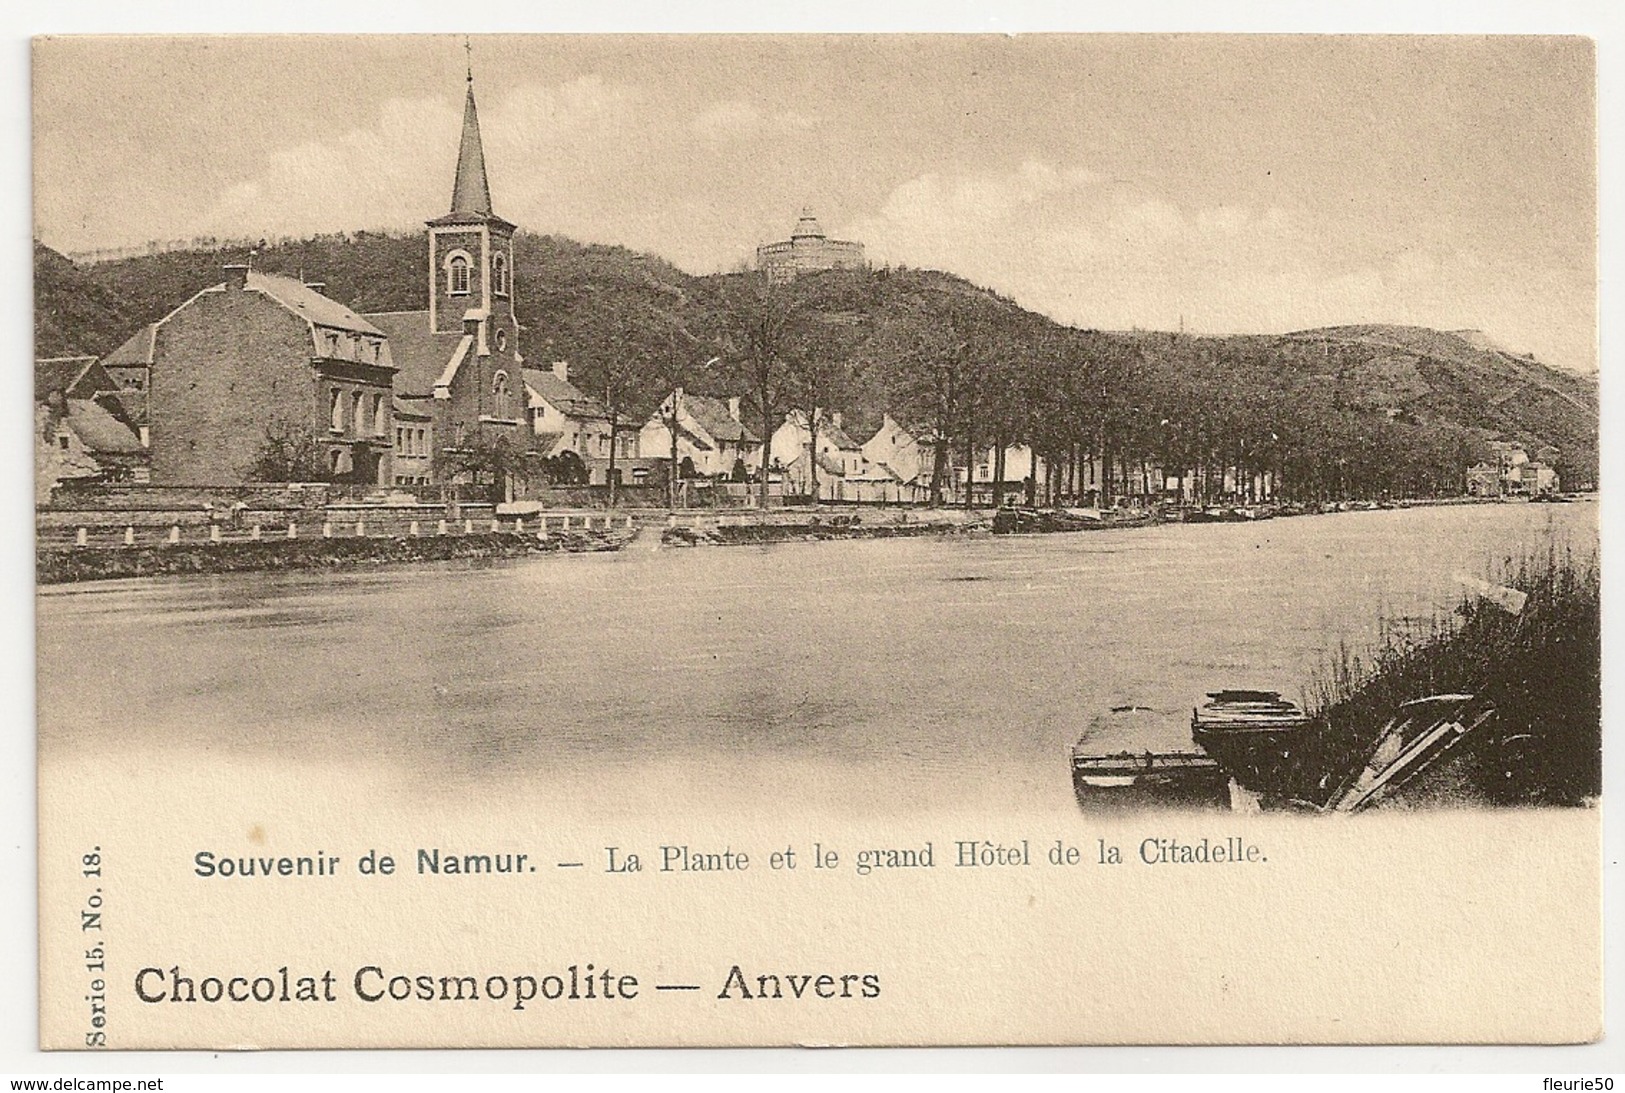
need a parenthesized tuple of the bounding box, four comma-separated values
(529, 263, 1519, 509)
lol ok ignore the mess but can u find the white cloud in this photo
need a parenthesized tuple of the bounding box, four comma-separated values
(691, 99, 817, 140)
(189, 77, 646, 244)
(850, 160, 1592, 371)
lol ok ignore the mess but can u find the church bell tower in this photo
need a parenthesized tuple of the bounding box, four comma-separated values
(427, 64, 517, 341)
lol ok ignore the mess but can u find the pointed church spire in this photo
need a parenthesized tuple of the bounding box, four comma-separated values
(449, 64, 494, 217)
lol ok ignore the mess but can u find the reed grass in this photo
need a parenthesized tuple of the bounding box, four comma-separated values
(1294, 541, 1600, 807)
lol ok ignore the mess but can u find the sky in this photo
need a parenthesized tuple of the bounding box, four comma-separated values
(32, 34, 1597, 372)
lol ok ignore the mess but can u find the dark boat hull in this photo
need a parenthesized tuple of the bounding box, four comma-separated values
(1071, 751, 1232, 810)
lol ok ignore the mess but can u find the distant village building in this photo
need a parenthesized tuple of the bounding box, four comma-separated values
(1468, 440, 1560, 498)
(771, 410, 867, 500)
(756, 209, 866, 285)
(523, 360, 639, 484)
(859, 415, 938, 503)
(952, 444, 1054, 505)
(638, 389, 762, 479)
(35, 356, 148, 494)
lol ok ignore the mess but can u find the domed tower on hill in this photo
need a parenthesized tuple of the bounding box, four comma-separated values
(756, 207, 866, 284)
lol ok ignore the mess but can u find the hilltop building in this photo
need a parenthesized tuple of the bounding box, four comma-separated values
(756, 209, 865, 284)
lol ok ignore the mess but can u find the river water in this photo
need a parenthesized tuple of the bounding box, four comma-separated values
(37, 502, 1595, 820)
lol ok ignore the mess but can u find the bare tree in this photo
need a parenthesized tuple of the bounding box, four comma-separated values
(712, 275, 810, 511)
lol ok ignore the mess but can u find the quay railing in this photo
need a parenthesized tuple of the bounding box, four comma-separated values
(38, 511, 643, 550)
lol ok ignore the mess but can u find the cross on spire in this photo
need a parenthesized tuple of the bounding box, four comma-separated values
(464, 36, 472, 83)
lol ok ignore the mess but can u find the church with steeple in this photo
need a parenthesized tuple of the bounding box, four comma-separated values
(365, 64, 529, 496)
(101, 63, 536, 493)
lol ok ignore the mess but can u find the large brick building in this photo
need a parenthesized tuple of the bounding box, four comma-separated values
(756, 209, 866, 284)
(117, 266, 397, 485)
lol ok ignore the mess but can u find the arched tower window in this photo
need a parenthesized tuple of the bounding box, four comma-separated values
(492, 370, 511, 420)
(493, 252, 508, 297)
(445, 251, 471, 296)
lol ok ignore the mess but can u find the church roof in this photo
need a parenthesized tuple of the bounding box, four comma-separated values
(364, 311, 466, 397)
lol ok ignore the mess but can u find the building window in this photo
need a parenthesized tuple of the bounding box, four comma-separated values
(396, 426, 405, 453)
(352, 391, 365, 435)
(329, 389, 343, 432)
(447, 253, 471, 296)
(492, 370, 511, 419)
(58, 434, 70, 451)
(372, 394, 385, 436)
(493, 253, 508, 297)
(495, 328, 508, 352)
(416, 428, 426, 456)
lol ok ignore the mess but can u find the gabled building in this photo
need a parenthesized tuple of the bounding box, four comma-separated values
(771, 410, 867, 500)
(36, 355, 149, 493)
(526, 360, 614, 457)
(130, 266, 396, 485)
(861, 415, 935, 502)
(638, 389, 762, 479)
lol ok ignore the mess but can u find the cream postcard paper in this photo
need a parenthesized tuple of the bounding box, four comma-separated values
(33, 34, 1600, 1049)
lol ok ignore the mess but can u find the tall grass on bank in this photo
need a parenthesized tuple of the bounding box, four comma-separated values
(1294, 543, 1600, 808)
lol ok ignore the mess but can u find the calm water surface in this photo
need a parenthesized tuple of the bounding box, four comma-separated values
(37, 503, 1595, 818)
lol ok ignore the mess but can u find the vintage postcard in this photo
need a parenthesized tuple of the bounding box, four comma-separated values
(33, 34, 1600, 1049)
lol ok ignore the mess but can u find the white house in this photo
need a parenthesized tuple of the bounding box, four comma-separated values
(860, 415, 936, 503)
(637, 389, 762, 479)
(960, 443, 1046, 502)
(771, 410, 867, 500)
(524, 361, 637, 483)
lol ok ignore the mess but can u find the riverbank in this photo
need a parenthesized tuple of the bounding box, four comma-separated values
(37, 528, 632, 584)
(659, 493, 1550, 548)
(662, 513, 986, 547)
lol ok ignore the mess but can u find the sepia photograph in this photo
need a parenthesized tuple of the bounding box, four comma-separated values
(28, 32, 1603, 1051)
